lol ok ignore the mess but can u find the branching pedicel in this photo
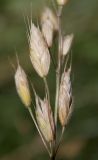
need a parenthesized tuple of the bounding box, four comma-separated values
(14, 0, 74, 159)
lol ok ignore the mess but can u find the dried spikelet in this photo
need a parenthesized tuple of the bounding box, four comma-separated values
(59, 68, 72, 126)
(29, 23, 50, 77)
(57, 0, 68, 6)
(41, 7, 58, 31)
(15, 64, 31, 108)
(62, 34, 74, 56)
(35, 96, 55, 142)
(41, 16, 54, 47)
(41, 7, 58, 47)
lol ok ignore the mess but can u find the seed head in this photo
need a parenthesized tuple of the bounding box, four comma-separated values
(41, 7, 58, 47)
(57, 0, 68, 6)
(15, 64, 31, 108)
(36, 96, 55, 142)
(59, 68, 72, 126)
(62, 34, 74, 56)
(29, 23, 50, 77)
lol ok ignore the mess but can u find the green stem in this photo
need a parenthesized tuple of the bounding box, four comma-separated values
(55, 5, 63, 128)
(55, 127, 65, 155)
(55, 72, 60, 126)
(43, 77, 50, 102)
(49, 48, 56, 70)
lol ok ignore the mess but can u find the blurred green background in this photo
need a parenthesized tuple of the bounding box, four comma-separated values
(0, 0, 98, 159)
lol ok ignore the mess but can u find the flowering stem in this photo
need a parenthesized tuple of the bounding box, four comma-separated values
(55, 6, 63, 128)
(51, 0, 58, 14)
(28, 107, 51, 156)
